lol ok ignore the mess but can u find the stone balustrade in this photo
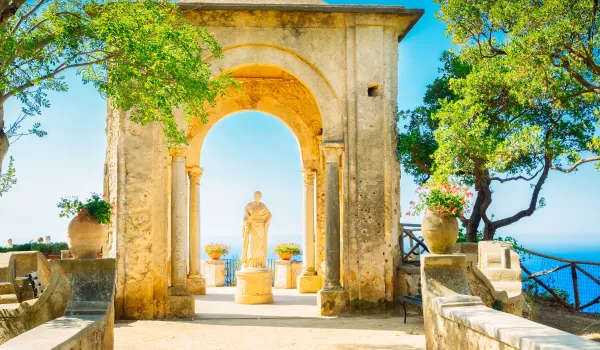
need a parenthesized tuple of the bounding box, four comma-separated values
(1, 259, 116, 349)
(421, 254, 600, 350)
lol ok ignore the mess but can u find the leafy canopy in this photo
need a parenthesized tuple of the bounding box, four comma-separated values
(0, 0, 232, 147)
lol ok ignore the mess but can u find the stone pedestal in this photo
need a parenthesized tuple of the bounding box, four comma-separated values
(235, 269, 273, 304)
(298, 275, 323, 293)
(317, 288, 349, 316)
(187, 275, 206, 295)
(204, 260, 225, 287)
(274, 261, 302, 289)
(166, 288, 195, 320)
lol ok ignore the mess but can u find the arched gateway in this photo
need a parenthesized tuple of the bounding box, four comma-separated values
(104, 0, 423, 319)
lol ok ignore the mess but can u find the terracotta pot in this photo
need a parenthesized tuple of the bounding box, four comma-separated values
(421, 210, 459, 254)
(46, 254, 61, 260)
(67, 212, 107, 259)
(277, 252, 293, 261)
(208, 252, 222, 260)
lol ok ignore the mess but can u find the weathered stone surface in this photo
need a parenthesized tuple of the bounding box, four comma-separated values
(204, 260, 225, 287)
(297, 275, 322, 293)
(187, 276, 206, 295)
(317, 288, 349, 316)
(165, 293, 195, 320)
(235, 269, 273, 304)
(274, 261, 302, 289)
(2, 259, 117, 349)
(106, 5, 423, 318)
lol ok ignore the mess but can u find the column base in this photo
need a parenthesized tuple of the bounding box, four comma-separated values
(187, 275, 206, 295)
(297, 275, 322, 293)
(317, 287, 349, 316)
(166, 287, 195, 319)
(235, 269, 273, 304)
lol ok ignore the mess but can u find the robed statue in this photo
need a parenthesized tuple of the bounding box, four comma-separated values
(242, 191, 272, 269)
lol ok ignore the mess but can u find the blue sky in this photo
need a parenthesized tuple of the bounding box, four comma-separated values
(0, 0, 598, 258)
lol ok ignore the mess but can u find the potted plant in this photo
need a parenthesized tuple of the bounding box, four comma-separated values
(58, 193, 113, 259)
(205, 243, 229, 260)
(274, 243, 302, 261)
(407, 183, 472, 254)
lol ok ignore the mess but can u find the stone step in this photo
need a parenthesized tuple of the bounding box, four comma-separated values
(0, 282, 16, 295)
(0, 294, 18, 304)
(486, 268, 521, 282)
(64, 301, 109, 316)
(491, 282, 523, 298)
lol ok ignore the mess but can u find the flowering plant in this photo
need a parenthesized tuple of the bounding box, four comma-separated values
(57, 193, 113, 224)
(205, 243, 229, 255)
(406, 183, 472, 218)
(274, 243, 302, 256)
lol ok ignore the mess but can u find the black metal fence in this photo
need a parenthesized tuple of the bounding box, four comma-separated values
(222, 258, 278, 286)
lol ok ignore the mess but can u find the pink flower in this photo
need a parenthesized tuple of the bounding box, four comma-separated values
(405, 211, 411, 216)
(409, 201, 415, 205)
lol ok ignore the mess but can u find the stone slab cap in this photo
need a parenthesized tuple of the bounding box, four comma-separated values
(1, 315, 105, 350)
(421, 254, 469, 269)
(437, 302, 600, 350)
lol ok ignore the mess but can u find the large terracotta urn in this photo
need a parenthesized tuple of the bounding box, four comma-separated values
(421, 210, 459, 254)
(67, 212, 106, 259)
(208, 252, 222, 260)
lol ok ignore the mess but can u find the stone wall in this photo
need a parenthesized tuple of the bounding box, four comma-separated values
(421, 254, 600, 350)
(105, 105, 170, 320)
(2, 259, 117, 350)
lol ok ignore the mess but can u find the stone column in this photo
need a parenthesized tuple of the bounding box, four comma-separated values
(297, 168, 322, 293)
(317, 142, 348, 315)
(166, 146, 194, 319)
(187, 166, 206, 295)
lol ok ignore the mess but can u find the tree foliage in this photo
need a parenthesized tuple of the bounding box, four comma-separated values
(0, 0, 232, 182)
(427, 0, 600, 239)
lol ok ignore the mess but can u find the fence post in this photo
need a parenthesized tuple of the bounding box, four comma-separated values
(571, 262, 580, 311)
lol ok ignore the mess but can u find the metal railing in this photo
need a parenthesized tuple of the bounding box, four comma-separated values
(399, 223, 428, 264)
(222, 258, 278, 286)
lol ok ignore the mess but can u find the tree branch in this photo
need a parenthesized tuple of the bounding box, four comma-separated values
(491, 156, 551, 230)
(490, 165, 544, 183)
(10, 0, 44, 34)
(551, 156, 600, 173)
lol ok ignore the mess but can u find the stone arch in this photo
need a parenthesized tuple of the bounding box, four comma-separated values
(186, 61, 328, 170)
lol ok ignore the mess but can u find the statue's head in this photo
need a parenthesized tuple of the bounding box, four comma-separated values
(254, 191, 262, 202)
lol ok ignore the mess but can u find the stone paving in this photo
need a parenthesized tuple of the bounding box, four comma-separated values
(114, 287, 426, 349)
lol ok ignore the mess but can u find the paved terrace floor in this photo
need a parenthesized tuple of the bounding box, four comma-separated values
(115, 287, 426, 349)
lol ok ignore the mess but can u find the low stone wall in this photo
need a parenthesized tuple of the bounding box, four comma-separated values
(421, 254, 600, 350)
(1, 259, 116, 349)
(0, 253, 72, 343)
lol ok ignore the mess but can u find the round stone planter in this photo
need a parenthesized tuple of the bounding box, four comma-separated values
(67, 212, 106, 259)
(208, 252, 222, 260)
(421, 210, 458, 254)
(277, 252, 293, 261)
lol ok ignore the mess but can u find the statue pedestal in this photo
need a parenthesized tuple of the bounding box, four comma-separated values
(235, 268, 273, 304)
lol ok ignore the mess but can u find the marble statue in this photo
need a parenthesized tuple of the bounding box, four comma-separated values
(6, 239, 12, 248)
(241, 191, 272, 269)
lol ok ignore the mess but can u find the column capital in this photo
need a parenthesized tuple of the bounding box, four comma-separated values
(301, 168, 316, 185)
(187, 166, 204, 184)
(320, 142, 344, 164)
(169, 146, 188, 158)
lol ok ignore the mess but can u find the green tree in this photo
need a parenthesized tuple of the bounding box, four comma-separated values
(398, 52, 488, 241)
(0, 0, 232, 190)
(426, 0, 600, 240)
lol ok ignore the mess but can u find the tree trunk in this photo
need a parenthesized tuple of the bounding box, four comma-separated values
(0, 104, 8, 174)
(465, 191, 484, 242)
(483, 223, 496, 241)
